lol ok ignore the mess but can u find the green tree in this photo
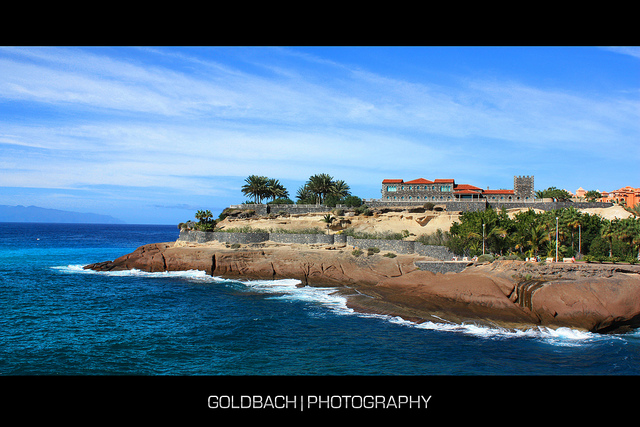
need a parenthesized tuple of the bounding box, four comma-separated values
(330, 180, 351, 199)
(536, 186, 572, 201)
(600, 219, 619, 258)
(266, 178, 289, 202)
(295, 185, 315, 204)
(307, 173, 335, 204)
(618, 217, 640, 260)
(561, 207, 583, 253)
(241, 175, 269, 204)
(194, 209, 215, 231)
(584, 190, 602, 202)
(526, 224, 550, 257)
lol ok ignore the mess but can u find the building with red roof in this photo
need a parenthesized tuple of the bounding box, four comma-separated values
(380, 176, 534, 202)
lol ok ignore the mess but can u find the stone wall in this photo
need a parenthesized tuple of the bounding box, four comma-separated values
(346, 237, 416, 254)
(414, 261, 472, 274)
(227, 200, 612, 217)
(365, 200, 612, 212)
(177, 230, 454, 260)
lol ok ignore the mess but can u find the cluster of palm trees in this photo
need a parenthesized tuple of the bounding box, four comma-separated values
(241, 173, 352, 206)
(295, 173, 350, 205)
(448, 206, 640, 261)
(241, 175, 289, 204)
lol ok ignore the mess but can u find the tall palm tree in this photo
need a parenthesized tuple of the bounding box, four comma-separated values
(307, 173, 335, 205)
(618, 217, 640, 259)
(241, 175, 269, 204)
(526, 224, 549, 257)
(330, 180, 351, 199)
(562, 207, 582, 252)
(266, 178, 289, 202)
(296, 185, 315, 204)
(601, 219, 619, 258)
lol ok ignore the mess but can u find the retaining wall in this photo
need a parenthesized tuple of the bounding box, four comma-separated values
(229, 200, 612, 216)
(414, 261, 472, 274)
(177, 230, 453, 260)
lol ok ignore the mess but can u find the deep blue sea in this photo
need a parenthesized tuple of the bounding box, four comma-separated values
(2, 222, 639, 378)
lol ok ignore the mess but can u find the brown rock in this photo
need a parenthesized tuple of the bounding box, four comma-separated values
(84, 243, 640, 333)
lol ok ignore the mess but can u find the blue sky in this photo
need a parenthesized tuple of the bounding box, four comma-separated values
(1, 46, 638, 224)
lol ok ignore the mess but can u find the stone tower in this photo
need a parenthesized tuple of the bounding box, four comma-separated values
(514, 175, 534, 200)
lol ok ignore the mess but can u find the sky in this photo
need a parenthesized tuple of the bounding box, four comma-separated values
(0, 46, 638, 224)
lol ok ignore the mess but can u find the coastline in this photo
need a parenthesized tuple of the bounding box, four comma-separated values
(84, 239, 640, 334)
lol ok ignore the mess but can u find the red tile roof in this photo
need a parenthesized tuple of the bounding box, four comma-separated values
(404, 178, 434, 184)
(454, 184, 483, 191)
(382, 179, 404, 184)
(434, 179, 455, 183)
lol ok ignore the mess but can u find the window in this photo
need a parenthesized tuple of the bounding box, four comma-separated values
(388, 186, 397, 192)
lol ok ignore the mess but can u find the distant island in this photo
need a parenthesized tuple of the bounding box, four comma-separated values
(0, 205, 124, 224)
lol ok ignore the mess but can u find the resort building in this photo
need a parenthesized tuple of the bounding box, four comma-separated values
(600, 186, 640, 208)
(380, 175, 535, 202)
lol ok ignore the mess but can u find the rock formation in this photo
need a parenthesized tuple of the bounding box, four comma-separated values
(85, 242, 640, 334)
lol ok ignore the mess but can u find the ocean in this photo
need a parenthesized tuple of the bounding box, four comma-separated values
(1, 223, 638, 415)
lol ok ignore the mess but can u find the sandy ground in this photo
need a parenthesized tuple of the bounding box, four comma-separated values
(216, 205, 633, 239)
(218, 209, 460, 239)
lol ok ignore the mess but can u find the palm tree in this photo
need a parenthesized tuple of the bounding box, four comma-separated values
(618, 217, 640, 259)
(306, 173, 335, 205)
(526, 224, 549, 257)
(330, 180, 351, 199)
(600, 219, 619, 258)
(195, 209, 213, 224)
(266, 178, 289, 202)
(241, 175, 269, 204)
(562, 207, 582, 252)
(321, 214, 336, 234)
(295, 184, 315, 204)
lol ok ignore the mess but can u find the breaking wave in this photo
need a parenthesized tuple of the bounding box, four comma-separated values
(54, 265, 627, 346)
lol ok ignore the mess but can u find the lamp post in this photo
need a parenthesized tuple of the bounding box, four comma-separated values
(556, 217, 558, 262)
(578, 224, 581, 257)
(482, 223, 485, 255)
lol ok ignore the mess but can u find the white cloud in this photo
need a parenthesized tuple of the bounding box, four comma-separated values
(0, 47, 637, 223)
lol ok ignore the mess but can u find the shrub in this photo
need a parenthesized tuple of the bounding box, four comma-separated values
(342, 195, 363, 208)
(352, 249, 363, 257)
(476, 254, 495, 263)
(383, 252, 397, 258)
(367, 247, 380, 256)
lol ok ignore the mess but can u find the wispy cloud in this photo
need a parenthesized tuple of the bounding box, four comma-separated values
(0, 46, 637, 223)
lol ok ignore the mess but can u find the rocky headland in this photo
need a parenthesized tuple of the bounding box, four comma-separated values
(84, 240, 640, 334)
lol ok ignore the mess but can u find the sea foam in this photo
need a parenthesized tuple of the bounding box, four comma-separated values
(54, 265, 616, 345)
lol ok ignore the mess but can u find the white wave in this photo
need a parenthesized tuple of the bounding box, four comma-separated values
(53, 265, 219, 282)
(54, 265, 629, 345)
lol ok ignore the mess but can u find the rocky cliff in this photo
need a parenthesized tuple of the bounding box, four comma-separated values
(85, 242, 640, 334)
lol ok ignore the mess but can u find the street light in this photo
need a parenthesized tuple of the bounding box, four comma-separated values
(482, 223, 485, 255)
(578, 224, 581, 256)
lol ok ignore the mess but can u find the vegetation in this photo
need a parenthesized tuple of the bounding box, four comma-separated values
(194, 209, 216, 231)
(535, 186, 573, 201)
(367, 247, 380, 256)
(296, 174, 353, 205)
(447, 206, 640, 262)
(584, 190, 602, 202)
(241, 175, 289, 204)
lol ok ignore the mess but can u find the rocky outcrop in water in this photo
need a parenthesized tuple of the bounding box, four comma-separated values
(85, 243, 640, 334)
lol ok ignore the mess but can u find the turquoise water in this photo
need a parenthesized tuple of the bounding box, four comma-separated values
(1, 223, 639, 377)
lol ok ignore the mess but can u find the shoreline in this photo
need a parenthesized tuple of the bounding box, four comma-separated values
(85, 240, 640, 334)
